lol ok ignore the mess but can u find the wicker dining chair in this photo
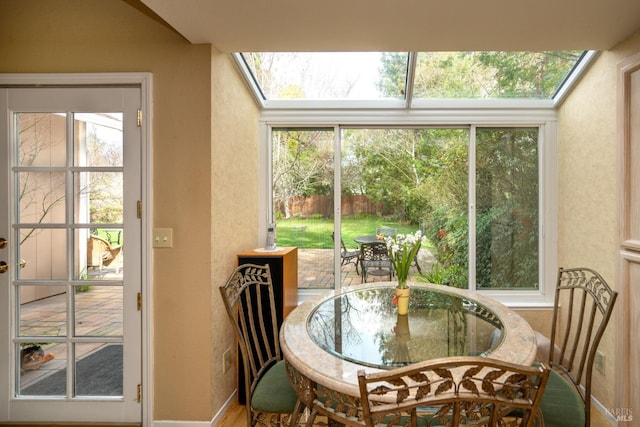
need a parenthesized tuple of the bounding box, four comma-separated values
(535, 267, 618, 427)
(87, 235, 122, 272)
(358, 356, 550, 427)
(219, 264, 302, 427)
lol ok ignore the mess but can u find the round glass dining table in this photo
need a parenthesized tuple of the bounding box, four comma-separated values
(307, 284, 503, 369)
(281, 281, 536, 400)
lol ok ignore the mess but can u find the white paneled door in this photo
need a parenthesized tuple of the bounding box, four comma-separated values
(0, 87, 142, 422)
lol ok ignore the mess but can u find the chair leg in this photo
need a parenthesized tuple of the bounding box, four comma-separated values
(288, 400, 305, 427)
(305, 408, 319, 427)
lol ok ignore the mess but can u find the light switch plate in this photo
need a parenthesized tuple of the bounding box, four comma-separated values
(153, 228, 173, 248)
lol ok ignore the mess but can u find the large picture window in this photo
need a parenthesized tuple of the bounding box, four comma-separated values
(268, 122, 547, 300)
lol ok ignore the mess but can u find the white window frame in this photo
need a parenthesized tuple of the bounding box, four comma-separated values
(259, 105, 557, 308)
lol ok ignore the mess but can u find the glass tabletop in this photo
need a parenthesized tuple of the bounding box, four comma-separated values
(307, 286, 503, 369)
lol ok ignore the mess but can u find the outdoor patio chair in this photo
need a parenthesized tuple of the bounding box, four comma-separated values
(359, 241, 393, 283)
(358, 356, 550, 427)
(332, 232, 360, 274)
(375, 227, 397, 238)
(87, 235, 122, 272)
(536, 267, 618, 427)
(219, 263, 302, 427)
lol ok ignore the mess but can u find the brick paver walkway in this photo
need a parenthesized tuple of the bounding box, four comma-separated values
(297, 248, 435, 289)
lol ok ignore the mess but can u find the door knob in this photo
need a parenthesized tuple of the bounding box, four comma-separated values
(0, 238, 6, 249)
(0, 261, 7, 274)
(19, 259, 26, 269)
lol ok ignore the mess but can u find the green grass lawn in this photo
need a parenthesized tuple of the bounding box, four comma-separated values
(275, 215, 425, 249)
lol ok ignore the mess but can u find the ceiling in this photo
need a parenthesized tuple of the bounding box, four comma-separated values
(139, 0, 640, 53)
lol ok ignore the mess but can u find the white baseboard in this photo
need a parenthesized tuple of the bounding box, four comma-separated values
(153, 421, 211, 427)
(153, 390, 237, 427)
(591, 394, 617, 426)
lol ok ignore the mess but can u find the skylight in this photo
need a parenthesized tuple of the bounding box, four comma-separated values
(237, 51, 590, 107)
(240, 52, 405, 101)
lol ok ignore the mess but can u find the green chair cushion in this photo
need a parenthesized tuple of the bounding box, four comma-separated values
(251, 360, 299, 413)
(540, 369, 585, 427)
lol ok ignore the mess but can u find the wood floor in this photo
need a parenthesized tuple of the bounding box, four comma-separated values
(214, 401, 329, 427)
(214, 400, 613, 427)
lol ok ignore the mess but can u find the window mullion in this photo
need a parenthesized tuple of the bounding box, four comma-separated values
(334, 125, 342, 290)
(468, 126, 477, 291)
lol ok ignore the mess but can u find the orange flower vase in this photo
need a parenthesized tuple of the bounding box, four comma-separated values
(395, 285, 411, 315)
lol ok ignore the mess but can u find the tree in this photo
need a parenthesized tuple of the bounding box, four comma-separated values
(378, 51, 584, 99)
(377, 53, 409, 97)
(272, 129, 333, 218)
(476, 51, 583, 98)
(345, 128, 425, 219)
(244, 52, 372, 99)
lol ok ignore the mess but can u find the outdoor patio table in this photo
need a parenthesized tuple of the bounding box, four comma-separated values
(353, 234, 384, 245)
(280, 281, 536, 426)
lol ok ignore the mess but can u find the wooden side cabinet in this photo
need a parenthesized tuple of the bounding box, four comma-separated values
(237, 246, 298, 322)
(236, 246, 298, 404)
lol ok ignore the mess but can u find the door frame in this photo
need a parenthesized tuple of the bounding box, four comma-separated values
(0, 72, 153, 426)
(617, 53, 640, 425)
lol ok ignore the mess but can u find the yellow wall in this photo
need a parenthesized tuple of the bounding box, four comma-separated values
(557, 29, 640, 410)
(210, 48, 261, 412)
(0, 0, 259, 422)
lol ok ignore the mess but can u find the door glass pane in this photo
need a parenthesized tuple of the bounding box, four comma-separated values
(75, 286, 123, 337)
(16, 171, 66, 224)
(272, 128, 334, 289)
(16, 113, 67, 167)
(75, 343, 123, 397)
(19, 285, 67, 337)
(19, 342, 65, 396)
(18, 229, 67, 280)
(76, 228, 123, 281)
(74, 113, 123, 167)
(475, 128, 539, 289)
(74, 171, 123, 224)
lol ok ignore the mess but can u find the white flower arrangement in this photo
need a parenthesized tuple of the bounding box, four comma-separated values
(385, 230, 426, 288)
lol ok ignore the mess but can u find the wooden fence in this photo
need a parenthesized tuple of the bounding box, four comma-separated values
(277, 195, 387, 218)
